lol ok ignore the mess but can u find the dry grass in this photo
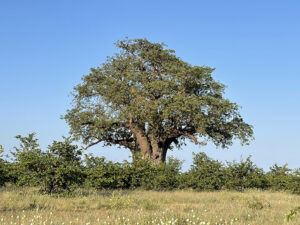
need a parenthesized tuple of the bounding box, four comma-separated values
(0, 187, 299, 225)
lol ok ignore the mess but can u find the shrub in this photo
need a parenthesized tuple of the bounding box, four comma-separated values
(84, 155, 130, 189)
(130, 157, 182, 190)
(267, 164, 291, 190)
(0, 145, 8, 186)
(290, 169, 300, 194)
(224, 156, 268, 191)
(152, 157, 182, 190)
(181, 152, 226, 190)
(9, 133, 45, 186)
(4, 133, 300, 194)
(84, 155, 182, 191)
(128, 157, 155, 189)
(247, 197, 265, 210)
(286, 206, 300, 222)
(40, 137, 85, 194)
(267, 164, 300, 194)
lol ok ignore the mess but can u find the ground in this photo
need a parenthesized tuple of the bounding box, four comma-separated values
(0, 187, 299, 225)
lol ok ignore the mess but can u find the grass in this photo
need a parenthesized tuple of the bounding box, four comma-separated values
(0, 187, 299, 225)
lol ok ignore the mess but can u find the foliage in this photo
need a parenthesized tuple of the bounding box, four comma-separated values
(267, 163, 291, 190)
(267, 164, 300, 194)
(9, 133, 45, 186)
(224, 156, 269, 191)
(0, 145, 8, 186)
(286, 206, 300, 222)
(40, 137, 85, 194)
(129, 156, 182, 190)
(8, 134, 84, 193)
(64, 38, 253, 163)
(290, 169, 300, 194)
(5, 135, 300, 194)
(247, 197, 266, 210)
(84, 155, 182, 191)
(180, 152, 225, 190)
(84, 154, 130, 189)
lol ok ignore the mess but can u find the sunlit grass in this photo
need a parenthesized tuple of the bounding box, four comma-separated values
(0, 187, 299, 224)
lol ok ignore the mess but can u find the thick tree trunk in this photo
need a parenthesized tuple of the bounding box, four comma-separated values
(150, 146, 167, 163)
(136, 142, 167, 163)
(133, 136, 167, 164)
(149, 136, 167, 163)
(129, 123, 152, 158)
(128, 122, 168, 164)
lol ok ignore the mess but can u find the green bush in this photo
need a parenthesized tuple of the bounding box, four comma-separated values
(290, 169, 300, 194)
(224, 156, 269, 191)
(0, 159, 5, 186)
(286, 206, 300, 222)
(267, 164, 300, 194)
(9, 133, 45, 186)
(84, 155, 130, 189)
(129, 157, 182, 190)
(84, 155, 182, 191)
(4, 133, 300, 194)
(247, 197, 265, 210)
(40, 137, 85, 194)
(0, 145, 8, 186)
(152, 157, 182, 190)
(180, 152, 226, 190)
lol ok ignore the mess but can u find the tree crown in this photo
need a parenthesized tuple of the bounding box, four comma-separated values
(64, 38, 253, 156)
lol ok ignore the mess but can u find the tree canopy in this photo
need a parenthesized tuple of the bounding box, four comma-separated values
(64, 38, 253, 163)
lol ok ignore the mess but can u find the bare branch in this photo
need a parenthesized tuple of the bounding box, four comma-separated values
(83, 137, 135, 150)
(83, 140, 102, 150)
(184, 132, 199, 145)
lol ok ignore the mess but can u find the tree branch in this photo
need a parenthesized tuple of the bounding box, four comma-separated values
(83, 140, 101, 150)
(83, 137, 135, 150)
(184, 132, 198, 145)
(164, 127, 199, 145)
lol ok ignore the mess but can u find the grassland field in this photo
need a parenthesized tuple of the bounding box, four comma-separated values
(0, 187, 299, 225)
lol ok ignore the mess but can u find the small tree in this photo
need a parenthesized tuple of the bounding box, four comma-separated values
(267, 164, 300, 193)
(183, 152, 225, 190)
(10, 133, 45, 186)
(84, 155, 130, 189)
(224, 156, 267, 190)
(0, 145, 8, 186)
(40, 137, 85, 194)
(64, 38, 253, 163)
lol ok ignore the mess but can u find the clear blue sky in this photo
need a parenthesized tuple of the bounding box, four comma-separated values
(1, 0, 299, 171)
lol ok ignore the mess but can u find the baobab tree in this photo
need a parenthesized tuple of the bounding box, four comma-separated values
(64, 38, 253, 163)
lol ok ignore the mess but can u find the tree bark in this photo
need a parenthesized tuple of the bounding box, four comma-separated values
(125, 119, 171, 164)
(149, 136, 167, 164)
(128, 122, 152, 159)
(129, 128, 168, 163)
